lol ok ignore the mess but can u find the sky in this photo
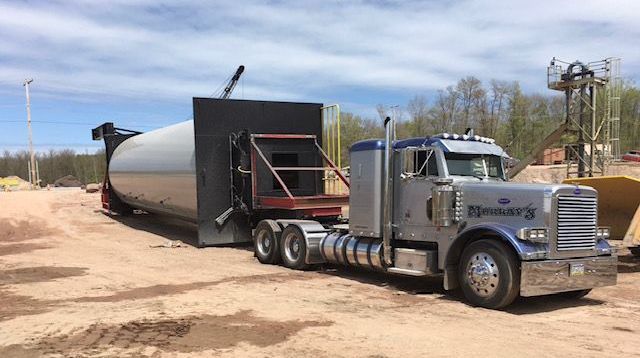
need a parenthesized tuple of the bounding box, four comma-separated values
(0, 0, 639, 152)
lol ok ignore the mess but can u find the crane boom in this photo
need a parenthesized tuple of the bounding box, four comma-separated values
(220, 65, 245, 99)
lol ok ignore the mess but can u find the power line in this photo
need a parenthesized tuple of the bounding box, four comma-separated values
(0, 120, 162, 128)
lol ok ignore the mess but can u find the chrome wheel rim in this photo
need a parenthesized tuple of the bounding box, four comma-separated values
(256, 229, 272, 257)
(284, 232, 301, 262)
(466, 251, 499, 297)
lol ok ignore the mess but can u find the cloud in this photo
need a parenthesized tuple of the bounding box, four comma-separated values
(0, 0, 638, 106)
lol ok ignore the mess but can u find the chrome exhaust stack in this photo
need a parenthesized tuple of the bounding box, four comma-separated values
(382, 116, 395, 266)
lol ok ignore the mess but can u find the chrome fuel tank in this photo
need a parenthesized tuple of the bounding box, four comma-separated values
(108, 120, 197, 221)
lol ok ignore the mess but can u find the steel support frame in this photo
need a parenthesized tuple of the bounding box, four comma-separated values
(564, 81, 604, 177)
(548, 57, 622, 179)
(249, 134, 349, 213)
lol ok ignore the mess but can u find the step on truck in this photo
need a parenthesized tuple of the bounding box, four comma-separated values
(93, 99, 617, 309)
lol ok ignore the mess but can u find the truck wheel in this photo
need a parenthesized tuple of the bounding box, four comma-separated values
(254, 220, 281, 265)
(630, 247, 640, 257)
(458, 239, 520, 309)
(280, 225, 309, 270)
(558, 289, 591, 299)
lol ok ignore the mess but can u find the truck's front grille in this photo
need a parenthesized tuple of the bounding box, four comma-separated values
(556, 195, 597, 251)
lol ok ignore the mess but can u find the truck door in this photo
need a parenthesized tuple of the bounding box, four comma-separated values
(394, 147, 442, 241)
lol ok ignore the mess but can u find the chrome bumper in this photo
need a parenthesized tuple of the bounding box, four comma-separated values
(520, 255, 617, 297)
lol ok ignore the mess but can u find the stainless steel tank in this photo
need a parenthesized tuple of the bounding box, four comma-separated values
(320, 232, 384, 270)
(108, 120, 198, 221)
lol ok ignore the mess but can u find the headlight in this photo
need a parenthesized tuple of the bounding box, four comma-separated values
(517, 227, 549, 243)
(596, 227, 610, 239)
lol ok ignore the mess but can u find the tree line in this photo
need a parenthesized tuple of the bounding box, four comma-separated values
(0, 149, 106, 186)
(339, 77, 640, 165)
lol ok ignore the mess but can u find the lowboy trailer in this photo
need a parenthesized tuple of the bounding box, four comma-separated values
(94, 99, 617, 309)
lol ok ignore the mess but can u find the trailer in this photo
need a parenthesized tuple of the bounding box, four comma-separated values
(93, 98, 343, 246)
(94, 99, 617, 309)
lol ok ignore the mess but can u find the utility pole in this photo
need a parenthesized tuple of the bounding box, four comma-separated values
(24, 78, 37, 189)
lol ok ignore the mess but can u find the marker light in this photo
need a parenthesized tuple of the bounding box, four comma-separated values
(517, 227, 549, 244)
(596, 227, 610, 239)
(433, 133, 497, 144)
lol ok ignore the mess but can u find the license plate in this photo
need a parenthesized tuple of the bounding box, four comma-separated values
(570, 263, 585, 276)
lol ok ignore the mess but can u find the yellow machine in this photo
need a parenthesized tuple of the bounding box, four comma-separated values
(563, 176, 640, 255)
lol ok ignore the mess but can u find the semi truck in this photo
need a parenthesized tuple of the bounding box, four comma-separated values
(93, 98, 617, 309)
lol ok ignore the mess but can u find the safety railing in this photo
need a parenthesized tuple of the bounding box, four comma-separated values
(321, 104, 345, 194)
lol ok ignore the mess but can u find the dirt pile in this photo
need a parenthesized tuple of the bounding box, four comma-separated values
(53, 175, 83, 187)
(512, 162, 640, 184)
(0, 218, 61, 242)
(0, 218, 61, 256)
(0, 176, 31, 191)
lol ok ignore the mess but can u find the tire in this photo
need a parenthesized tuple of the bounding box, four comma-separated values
(279, 225, 309, 270)
(630, 247, 640, 257)
(253, 220, 282, 265)
(558, 289, 591, 299)
(458, 239, 520, 309)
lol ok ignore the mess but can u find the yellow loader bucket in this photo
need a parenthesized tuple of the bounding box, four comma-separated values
(563, 176, 640, 248)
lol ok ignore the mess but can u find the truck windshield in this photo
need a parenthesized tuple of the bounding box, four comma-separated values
(444, 153, 505, 180)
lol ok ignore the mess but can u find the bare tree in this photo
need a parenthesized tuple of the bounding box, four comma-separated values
(487, 80, 510, 138)
(406, 95, 430, 136)
(473, 87, 489, 135)
(430, 86, 458, 133)
(456, 76, 483, 132)
(375, 104, 388, 121)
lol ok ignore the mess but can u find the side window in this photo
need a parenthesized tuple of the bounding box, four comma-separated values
(403, 148, 439, 177)
(427, 152, 438, 176)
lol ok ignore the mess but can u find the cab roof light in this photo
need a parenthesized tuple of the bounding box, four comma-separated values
(434, 133, 497, 143)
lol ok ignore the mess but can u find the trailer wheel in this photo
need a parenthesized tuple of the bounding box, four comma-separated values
(280, 225, 309, 270)
(458, 239, 520, 309)
(254, 220, 282, 265)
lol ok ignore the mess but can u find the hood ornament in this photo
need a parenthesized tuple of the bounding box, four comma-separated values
(573, 183, 581, 195)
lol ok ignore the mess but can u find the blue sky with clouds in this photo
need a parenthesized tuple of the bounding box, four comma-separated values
(1, 0, 638, 152)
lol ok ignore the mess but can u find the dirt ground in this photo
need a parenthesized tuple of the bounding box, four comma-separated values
(0, 190, 639, 358)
